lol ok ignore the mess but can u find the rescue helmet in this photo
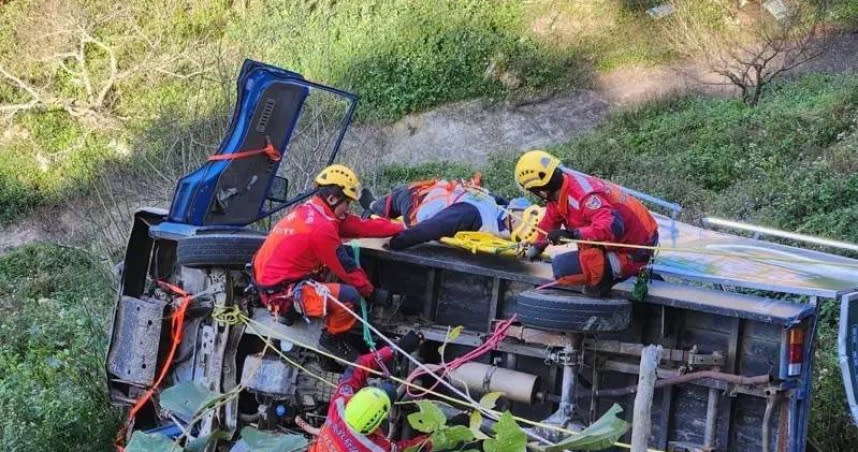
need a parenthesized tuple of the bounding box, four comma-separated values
(515, 150, 561, 191)
(315, 164, 360, 201)
(511, 205, 545, 243)
(344, 387, 391, 434)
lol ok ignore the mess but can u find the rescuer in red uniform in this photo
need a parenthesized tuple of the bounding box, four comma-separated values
(252, 164, 404, 359)
(515, 150, 659, 296)
(308, 331, 430, 452)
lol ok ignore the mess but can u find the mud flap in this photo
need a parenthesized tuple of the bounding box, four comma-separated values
(839, 291, 858, 425)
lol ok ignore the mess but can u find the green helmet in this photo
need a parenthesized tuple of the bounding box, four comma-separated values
(344, 387, 391, 434)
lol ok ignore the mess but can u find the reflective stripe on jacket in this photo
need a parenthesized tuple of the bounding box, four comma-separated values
(253, 197, 404, 297)
(308, 347, 430, 452)
(537, 171, 658, 276)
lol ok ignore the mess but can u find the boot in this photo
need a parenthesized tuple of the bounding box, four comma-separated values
(319, 331, 360, 363)
(582, 265, 616, 298)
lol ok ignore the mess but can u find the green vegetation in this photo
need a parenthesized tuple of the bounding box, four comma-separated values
(229, 0, 588, 121)
(0, 0, 569, 223)
(1, 0, 858, 450)
(481, 73, 858, 234)
(0, 0, 756, 225)
(387, 73, 858, 450)
(0, 244, 118, 451)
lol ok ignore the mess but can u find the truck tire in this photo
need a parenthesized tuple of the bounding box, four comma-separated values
(513, 288, 631, 333)
(177, 234, 265, 268)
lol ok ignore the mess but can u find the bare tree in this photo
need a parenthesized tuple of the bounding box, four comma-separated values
(0, 1, 209, 126)
(668, 0, 833, 106)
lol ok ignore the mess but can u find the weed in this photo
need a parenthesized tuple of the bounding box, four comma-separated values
(0, 244, 118, 452)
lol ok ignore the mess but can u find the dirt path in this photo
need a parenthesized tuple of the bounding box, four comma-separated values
(2, 33, 857, 254)
(369, 32, 858, 166)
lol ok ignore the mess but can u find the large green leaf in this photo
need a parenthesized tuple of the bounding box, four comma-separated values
(407, 400, 447, 433)
(430, 425, 475, 451)
(241, 426, 308, 452)
(540, 404, 630, 451)
(125, 431, 182, 452)
(483, 411, 526, 452)
(160, 381, 222, 419)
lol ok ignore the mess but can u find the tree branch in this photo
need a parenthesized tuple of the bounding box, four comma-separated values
(77, 30, 94, 100)
(0, 65, 44, 102)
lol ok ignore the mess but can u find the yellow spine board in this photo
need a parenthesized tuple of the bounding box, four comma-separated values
(439, 231, 520, 257)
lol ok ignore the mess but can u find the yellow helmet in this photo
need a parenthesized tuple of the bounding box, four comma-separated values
(344, 387, 391, 434)
(511, 205, 545, 243)
(515, 150, 560, 190)
(315, 164, 360, 201)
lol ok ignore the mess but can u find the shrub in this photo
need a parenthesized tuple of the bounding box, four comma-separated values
(0, 245, 119, 452)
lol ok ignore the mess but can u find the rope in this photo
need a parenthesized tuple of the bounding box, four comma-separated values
(115, 281, 193, 451)
(360, 298, 377, 350)
(213, 305, 243, 325)
(126, 281, 665, 450)
(463, 186, 858, 269)
(404, 316, 516, 398)
(216, 305, 338, 390)
(303, 281, 555, 446)
(236, 306, 664, 452)
(350, 240, 378, 350)
(207, 136, 281, 162)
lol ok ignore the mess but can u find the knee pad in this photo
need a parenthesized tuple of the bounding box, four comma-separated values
(338, 284, 361, 303)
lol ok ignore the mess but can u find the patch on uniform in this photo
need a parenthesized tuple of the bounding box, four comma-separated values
(340, 386, 354, 396)
(585, 196, 602, 210)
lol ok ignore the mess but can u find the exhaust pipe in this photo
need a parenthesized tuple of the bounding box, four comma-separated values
(449, 362, 540, 404)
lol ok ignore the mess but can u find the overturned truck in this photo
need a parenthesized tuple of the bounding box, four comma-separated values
(106, 60, 858, 451)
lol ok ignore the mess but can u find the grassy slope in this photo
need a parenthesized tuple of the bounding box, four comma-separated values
(0, 0, 689, 224)
(0, 245, 118, 451)
(388, 73, 858, 450)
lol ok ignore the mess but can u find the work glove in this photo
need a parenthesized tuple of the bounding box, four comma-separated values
(369, 287, 391, 305)
(397, 330, 423, 354)
(547, 228, 580, 245)
(524, 242, 548, 262)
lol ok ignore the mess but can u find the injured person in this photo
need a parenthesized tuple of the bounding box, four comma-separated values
(360, 178, 539, 250)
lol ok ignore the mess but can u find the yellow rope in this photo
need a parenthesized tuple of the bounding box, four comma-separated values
(217, 305, 338, 389)
(467, 187, 858, 269)
(231, 308, 664, 452)
(170, 338, 273, 450)
(212, 305, 244, 325)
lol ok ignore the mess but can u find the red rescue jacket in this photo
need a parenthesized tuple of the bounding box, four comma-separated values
(309, 348, 430, 452)
(537, 171, 658, 266)
(253, 197, 404, 297)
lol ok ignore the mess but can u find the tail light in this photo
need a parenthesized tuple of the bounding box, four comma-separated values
(787, 327, 805, 377)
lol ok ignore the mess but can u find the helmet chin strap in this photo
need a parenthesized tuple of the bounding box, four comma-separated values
(322, 192, 349, 218)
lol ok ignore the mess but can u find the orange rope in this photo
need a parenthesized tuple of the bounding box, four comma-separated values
(207, 137, 281, 162)
(115, 281, 193, 451)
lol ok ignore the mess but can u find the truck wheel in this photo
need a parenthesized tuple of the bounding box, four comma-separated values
(513, 288, 631, 333)
(177, 234, 265, 268)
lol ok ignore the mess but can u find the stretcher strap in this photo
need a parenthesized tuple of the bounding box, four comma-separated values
(207, 137, 281, 162)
